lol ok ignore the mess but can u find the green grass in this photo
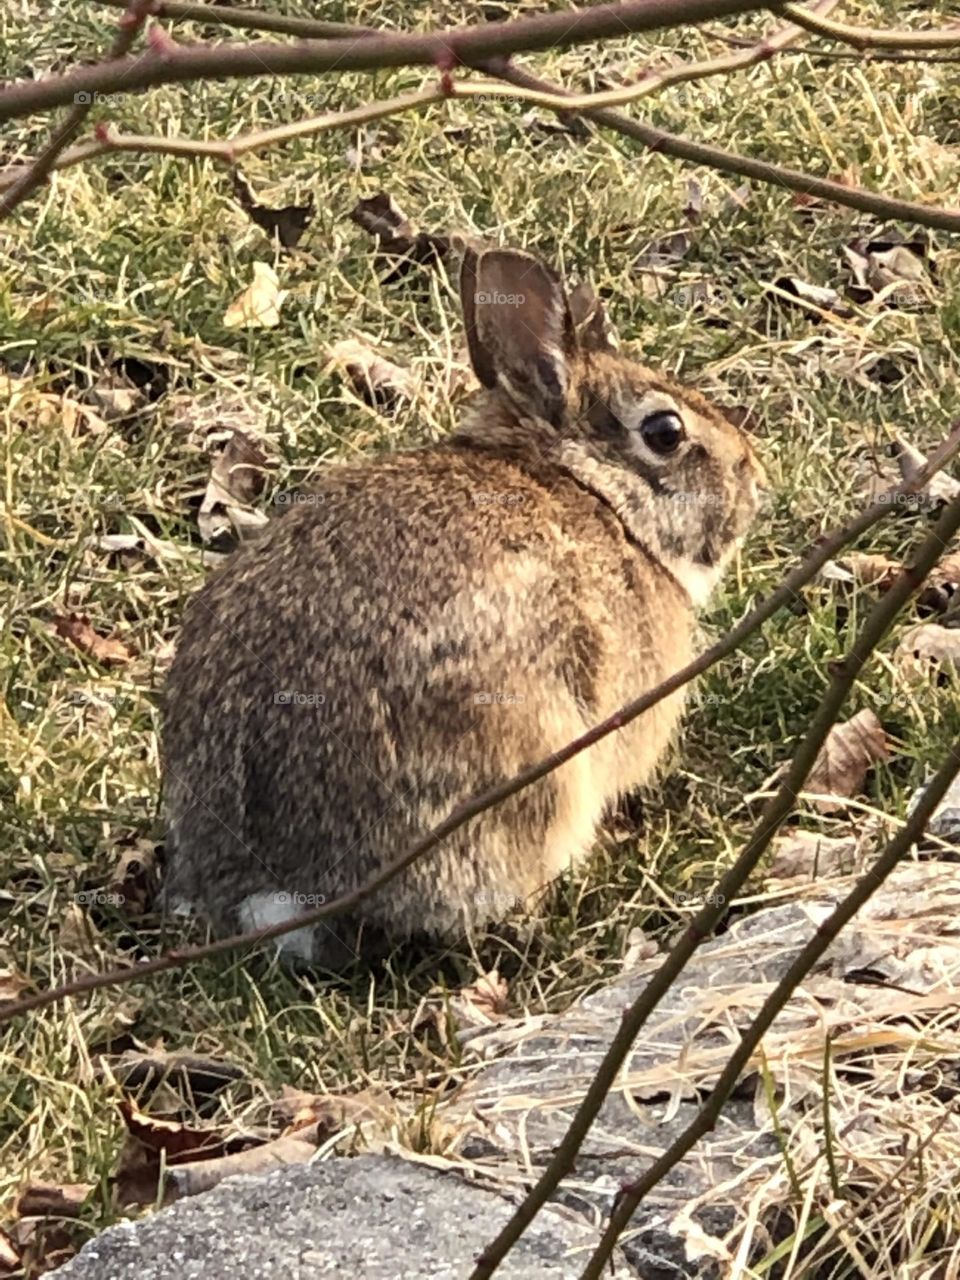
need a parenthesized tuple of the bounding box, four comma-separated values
(2, 0, 960, 1273)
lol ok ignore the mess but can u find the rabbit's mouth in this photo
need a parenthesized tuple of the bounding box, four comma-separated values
(657, 539, 744, 609)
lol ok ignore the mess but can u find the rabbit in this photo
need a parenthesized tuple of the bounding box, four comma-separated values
(161, 245, 764, 969)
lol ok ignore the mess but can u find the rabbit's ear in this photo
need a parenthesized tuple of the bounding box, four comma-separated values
(569, 280, 619, 353)
(460, 248, 574, 429)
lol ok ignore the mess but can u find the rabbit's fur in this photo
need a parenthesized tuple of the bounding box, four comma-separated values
(162, 247, 763, 968)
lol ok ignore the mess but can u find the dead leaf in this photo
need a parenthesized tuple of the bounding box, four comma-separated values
(52, 613, 133, 668)
(823, 548, 960, 614)
(349, 192, 449, 281)
(326, 337, 417, 410)
(897, 623, 960, 675)
(167, 1123, 321, 1198)
(0, 967, 29, 1007)
(766, 830, 862, 881)
(0, 373, 106, 435)
(843, 238, 934, 308)
(9, 1217, 86, 1277)
(198, 429, 273, 547)
(107, 839, 159, 915)
(222, 262, 285, 329)
(451, 968, 509, 1030)
(271, 1085, 392, 1138)
(892, 436, 960, 507)
(57, 901, 102, 955)
(15, 1184, 93, 1218)
(805, 710, 891, 813)
(771, 276, 853, 318)
(231, 171, 314, 250)
(119, 1098, 237, 1164)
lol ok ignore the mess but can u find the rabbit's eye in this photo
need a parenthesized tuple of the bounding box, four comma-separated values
(640, 411, 685, 456)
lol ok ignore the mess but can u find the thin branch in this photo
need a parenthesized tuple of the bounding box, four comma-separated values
(474, 482, 960, 1280)
(492, 59, 960, 232)
(90, 0, 377, 40)
(779, 2, 960, 50)
(6, 28, 960, 232)
(449, 0, 840, 114)
(0, 0, 778, 123)
(0, 86, 445, 178)
(579, 733, 960, 1277)
(2, 422, 959, 1028)
(0, 0, 153, 216)
(705, 23, 960, 61)
(0, 2, 836, 193)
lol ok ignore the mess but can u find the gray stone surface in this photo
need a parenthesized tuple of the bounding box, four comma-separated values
(51, 1155, 630, 1279)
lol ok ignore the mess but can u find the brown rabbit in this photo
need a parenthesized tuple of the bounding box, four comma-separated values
(162, 247, 763, 968)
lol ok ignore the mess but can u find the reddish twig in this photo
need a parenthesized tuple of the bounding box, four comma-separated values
(492, 58, 960, 231)
(0, 0, 154, 217)
(0, 1, 808, 123)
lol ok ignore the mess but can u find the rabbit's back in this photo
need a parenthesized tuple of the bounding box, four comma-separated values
(162, 445, 690, 962)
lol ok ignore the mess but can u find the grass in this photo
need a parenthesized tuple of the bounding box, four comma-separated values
(2, 0, 960, 1274)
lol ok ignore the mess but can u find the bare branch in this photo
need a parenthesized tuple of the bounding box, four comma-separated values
(0, 1, 837, 194)
(473, 481, 960, 1280)
(2, 422, 959, 1028)
(90, 0, 376, 40)
(579, 734, 960, 1277)
(0, 86, 446, 186)
(0, 1, 779, 124)
(0, 0, 153, 216)
(780, 2, 960, 50)
(493, 59, 960, 232)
